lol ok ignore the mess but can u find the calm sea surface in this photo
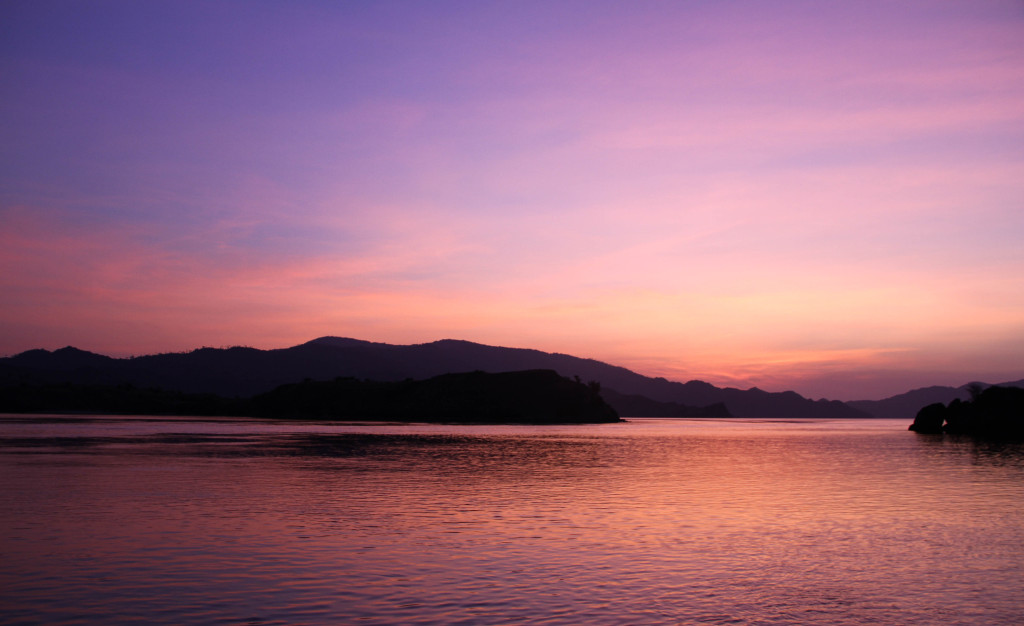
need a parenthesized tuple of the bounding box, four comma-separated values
(2, 415, 1023, 625)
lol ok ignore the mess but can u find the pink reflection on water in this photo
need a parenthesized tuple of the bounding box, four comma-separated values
(2, 417, 1023, 624)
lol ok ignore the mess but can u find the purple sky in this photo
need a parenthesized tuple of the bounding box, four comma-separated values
(2, 0, 1023, 400)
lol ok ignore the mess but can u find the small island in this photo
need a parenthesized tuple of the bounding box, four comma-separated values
(0, 369, 621, 425)
(249, 369, 621, 423)
(909, 385, 1024, 439)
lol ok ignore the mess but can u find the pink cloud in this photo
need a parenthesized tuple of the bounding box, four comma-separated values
(3, 1, 1022, 400)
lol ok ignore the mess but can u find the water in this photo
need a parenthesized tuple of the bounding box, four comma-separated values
(2, 415, 1023, 625)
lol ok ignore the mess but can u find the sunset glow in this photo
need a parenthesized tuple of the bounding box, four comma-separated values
(2, 1, 1022, 399)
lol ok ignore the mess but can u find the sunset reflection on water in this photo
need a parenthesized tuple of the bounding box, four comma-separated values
(2, 417, 1023, 624)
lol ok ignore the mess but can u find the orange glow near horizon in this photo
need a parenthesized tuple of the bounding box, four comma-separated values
(1, 2, 1023, 400)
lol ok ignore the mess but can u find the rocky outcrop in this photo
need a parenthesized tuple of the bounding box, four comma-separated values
(910, 386, 1024, 438)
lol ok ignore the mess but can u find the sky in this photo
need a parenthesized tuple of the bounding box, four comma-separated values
(2, 0, 1023, 401)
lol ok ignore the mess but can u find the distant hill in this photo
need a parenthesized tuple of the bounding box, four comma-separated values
(599, 388, 732, 418)
(0, 337, 870, 418)
(0, 370, 620, 424)
(250, 369, 621, 424)
(849, 379, 1024, 419)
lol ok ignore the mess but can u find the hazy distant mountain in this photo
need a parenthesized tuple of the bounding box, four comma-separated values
(0, 337, 870, 418)
(849, 379, 1024, 419)
(599, 388, 732, 418)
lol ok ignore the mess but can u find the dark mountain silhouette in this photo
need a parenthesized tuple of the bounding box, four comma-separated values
(0, 336, 870, 417)
(0, 370, 620, 424)
(8, 346, 117, 370)
(250, 370, 620, 423)
(599, 388, 732, 418)
(849, 379, 1024, 419)
(0, 381, 239, 417)
(910, 385, 1024, 439)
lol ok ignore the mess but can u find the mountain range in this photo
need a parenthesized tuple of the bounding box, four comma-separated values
(1, 337, 1021, 419)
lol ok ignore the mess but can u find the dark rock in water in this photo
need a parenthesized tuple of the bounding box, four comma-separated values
(909, 403, 946, 434)
(909, 386, 1024, 439)
(944, 386, 1024, 438)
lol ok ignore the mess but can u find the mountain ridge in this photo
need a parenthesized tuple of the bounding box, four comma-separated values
(4, 337, 1015, 418)
(0, 337, 853, 417)
(848, 379, 1024, 419)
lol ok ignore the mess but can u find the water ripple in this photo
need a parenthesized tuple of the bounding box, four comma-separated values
(2, 417, 1023, 624)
